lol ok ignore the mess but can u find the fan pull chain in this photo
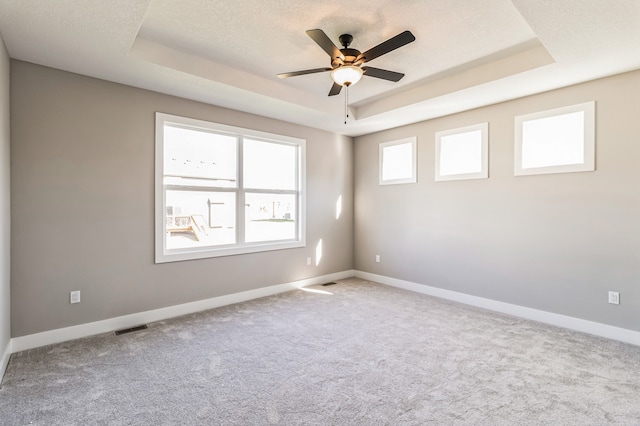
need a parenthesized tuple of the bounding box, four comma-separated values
(344, 85, 349, 124)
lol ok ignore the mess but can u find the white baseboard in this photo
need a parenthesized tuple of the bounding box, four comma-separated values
(1, 338, 11, 383)
(15, 269, 637, 354)
(11, 270, 355, 353)
(355, 270, 640, 347)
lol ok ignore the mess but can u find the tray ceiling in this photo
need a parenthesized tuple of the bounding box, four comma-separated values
(1, 1, 639, 136)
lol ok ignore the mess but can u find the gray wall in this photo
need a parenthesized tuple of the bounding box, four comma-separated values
(10, 61, 353, 337)
(0, 35, 10, 360)
(355, 70, 640, 331)
(10, 58, 640, 338)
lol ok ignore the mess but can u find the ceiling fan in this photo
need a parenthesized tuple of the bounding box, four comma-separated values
(278, 29, 416, 96)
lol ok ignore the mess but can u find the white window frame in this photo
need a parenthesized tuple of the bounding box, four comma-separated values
(155, 113, 306, 263)
(379, 137, 417, 185)
(514, 101, 595, 176)
(435, 122, 488, 182)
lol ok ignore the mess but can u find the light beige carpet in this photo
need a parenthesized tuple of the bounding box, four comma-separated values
(2, 278, 640, 425)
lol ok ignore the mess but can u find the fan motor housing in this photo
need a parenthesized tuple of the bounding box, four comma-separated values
(332, 48, 361, 68)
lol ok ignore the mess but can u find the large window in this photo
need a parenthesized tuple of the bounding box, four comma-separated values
(514, 101, 595, 176)
(155, 113, 305, 263)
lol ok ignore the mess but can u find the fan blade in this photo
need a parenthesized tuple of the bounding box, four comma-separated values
(278, 68, 332, 78)
(357, 30, 415, 63)
(362, 66, 405, 82)
(306, 29, 344, 60)
(328, 82, 342, 96)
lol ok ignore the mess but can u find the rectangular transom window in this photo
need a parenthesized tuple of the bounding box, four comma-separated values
(379, 137, 417, 185)
(515, 101, 595, 176)
(155, 113, 305, 263)
(435, 122, 488, 182)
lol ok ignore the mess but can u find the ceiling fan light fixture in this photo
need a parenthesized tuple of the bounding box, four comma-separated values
(331, 65, 363, 87)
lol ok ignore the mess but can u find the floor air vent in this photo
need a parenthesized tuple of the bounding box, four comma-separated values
(115, 325, 148, 336)
(322, 282, 337, 286)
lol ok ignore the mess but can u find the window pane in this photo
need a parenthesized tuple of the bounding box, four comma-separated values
(245, 193, 296, 243)
(165, 190, 235, 249)
(521, 111, 584, 169)
(243, 139, 296, 190)
(382, 142, 413, 181)
(439, 130, 482, 176)
(164, 125, 237, 188)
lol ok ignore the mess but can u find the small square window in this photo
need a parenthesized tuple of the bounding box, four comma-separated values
(379, 137, 417, 185)
(515, 101, 595, 176)
(435, 123, 488, 182)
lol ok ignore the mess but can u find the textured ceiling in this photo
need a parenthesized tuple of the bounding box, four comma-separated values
(0, 1, 639, 136)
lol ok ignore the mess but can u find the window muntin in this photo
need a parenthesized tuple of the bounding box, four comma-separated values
(515, 101, 595, 176)
(379, 137, 417, 185)
(435, 123, 488, 182)
(156, 113, 305, 263)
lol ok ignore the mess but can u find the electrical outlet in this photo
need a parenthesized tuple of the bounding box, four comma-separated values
(70, 290, 81, 304)
(608, 291, 619, 305)
(375, 254, 380, 263)
(306, 257, 311, 266)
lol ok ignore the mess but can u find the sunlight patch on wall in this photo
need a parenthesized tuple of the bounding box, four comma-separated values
(315, 239, 323, 266)
(300, 287, 333, 295)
